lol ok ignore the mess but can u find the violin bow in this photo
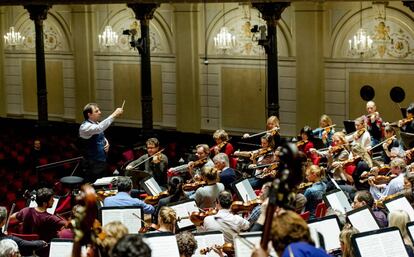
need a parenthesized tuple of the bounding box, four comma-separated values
(128, 148, 165, 170)
(243, 127, 280, 139)
(3, 203, 15, 234)
(368, 135, 396, 151)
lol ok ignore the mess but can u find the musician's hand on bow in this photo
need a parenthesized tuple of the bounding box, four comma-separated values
(243, 133, 250, 139)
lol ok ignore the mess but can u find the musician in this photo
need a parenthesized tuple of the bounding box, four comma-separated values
(247, 182, 271, 226)
(126, 138, 168, 187)
(345, 117, 371, 149)
(364, 101, 384, 146)
(211, 129, 236, 168)
(381, 125, 400, 164)
(200, 191, 249, 243)
(103, 176, 155, 214)
(176, 232, 198, 257)
(188, 144, 214, 176)
(96, 221, 129, 257)
(213, 153, 236, 191)
(339, 224, 359, 257)
(111, 234, 151, 257)
(242, 116, 281, 147)
(192, 167, 225, 209)
(9, 188, 65, 257)
(388, 210, 414, 252)
(297, 126, 319, 165)
(0, 206, 47, 255)
(312, 114, 335, 147)
(79, 103, 123, 183)
(157, 206, 177, 234)
(154, 177, 188, 223)
(0, 239, 19, 257)
(303, 165, 327, 219)
(369, 158, 406, 200)
(350, 143, 373, 191)
(252, 210, 331, 257)
(351, 190, 388, 228)
(399, 103, 414, 134)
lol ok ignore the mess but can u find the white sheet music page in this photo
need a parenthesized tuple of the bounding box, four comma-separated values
(355, 230, 409, 257)
(30, 197, 59, 214)
(170, 201, 199, 230)
(325, 191, 352, 214)
(347, 208, 379, 232)
(193, 232, 225, 257)
(144, 177, 162, 195)
(234, 232, 276, 257)
(385, 196, 414, 221)
(235, 180, 257, 202)
(307, 217, 341, 252)
(144, 235, 180, 257)
(49, 241, 87, 257)
(101, 208, 142, 234)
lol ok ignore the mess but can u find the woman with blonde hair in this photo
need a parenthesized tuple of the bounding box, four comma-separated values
(313, 114, 335, 147)
(193, 166, 225, 208)
(158, 206, 178, 234)
(339, 224, 359, 257)
(351, 143, 373, 191)
(97, 221, 129, 257)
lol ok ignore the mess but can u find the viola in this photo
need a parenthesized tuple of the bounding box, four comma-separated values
(144, 191, 169, 205)
(189, 208, 217, 226)
(230, 199, 262, 214)
(200, 243, 234, 255)
(182, 180, 206, 191)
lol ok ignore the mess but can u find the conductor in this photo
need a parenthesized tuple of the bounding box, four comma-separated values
(79, 103, 123, 183)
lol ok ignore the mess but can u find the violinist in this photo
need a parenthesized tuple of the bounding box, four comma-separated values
(153, 177, 188, 222)
(9, 188, 66, 257)
(399, 103, 414, 134)
(188, 144, 215, 177)
(349, 143, 373, 191)
(303, 165, 327, 219)
(364, 101, 384, 146)
(247, 182, 271, 227)
(199, 191, 249, 243)
(192, 167, 225, 209)
(157, 206, 178, 234)
(345, 117, 371, 149)
(95, 221, 129, 257)
(126, 138, 168, 186)
(176, 231, 198, 257)
(382, 125, 400, 164)
(312, 114, 335, 147)
(297, 126, 319, 165)
(352, 191, 388, 228)
(213, 153, 236, 191)
(103, 176, 155, 214)
(243, 116, 281, 147)
(211, 129, 237, 168)
(369, 158, 406, 200)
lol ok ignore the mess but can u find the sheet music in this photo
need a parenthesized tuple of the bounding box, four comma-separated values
(169, 200, 199, 230)
(193, 232, 225, 257)
(93, 176, 118, 186)
(49, 240, 87, 257)
(29, 197, 59, 215)
(325, 190, 352, 214)
(308, 216, 341, 252)
(355, 229, 409, 257)
(101, 208, 142, 234)
(385, 196, 414, 221)
(234, 179, 257, 202)
(408, 223, 414, 244)
(234, 232, 276, 257)
(144, 177, 163, 196)
(144, 235, 180, 257)
(347, 208, 379, 233)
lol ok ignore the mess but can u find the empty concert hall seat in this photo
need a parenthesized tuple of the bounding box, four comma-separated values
(315, 202, 327, 218)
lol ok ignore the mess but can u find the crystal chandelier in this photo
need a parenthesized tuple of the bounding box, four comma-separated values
(98, 25, 118, 47)
(214, 3, 236, 51)
(98, 5, 118, 48)
(4, 26, 25, 47)
(348, 2, 373, 56)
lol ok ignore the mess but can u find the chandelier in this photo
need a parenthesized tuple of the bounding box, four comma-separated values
(214, 3, 236, 51)
(348, 2, 373, 56)
(98, 5, 118, 48)
(4, 26, 25, 47)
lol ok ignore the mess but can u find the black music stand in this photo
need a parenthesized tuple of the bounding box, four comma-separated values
(400, 132, 414, 149)
(343, 120, 356, 134)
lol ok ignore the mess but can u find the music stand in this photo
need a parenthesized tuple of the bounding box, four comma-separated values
(125, 169, 151, 189)
(400, 132, 414, 149)
(343, 120, 356, 134)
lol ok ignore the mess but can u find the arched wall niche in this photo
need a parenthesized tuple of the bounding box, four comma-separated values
(205, 5, 292, 57)
(330, 5, 414, 59)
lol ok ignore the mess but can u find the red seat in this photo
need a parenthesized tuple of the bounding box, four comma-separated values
(10, 233, 40, 240)
(315, 202, 327, 218)
(300, 211, 310, 221)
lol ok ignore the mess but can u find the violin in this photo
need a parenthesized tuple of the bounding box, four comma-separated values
(354, 128, 366, 140)
(151, 152, 164, 164)
(250, 147, 273, 160)
(297, 182, 313, 191)
(399, 117, 414, 127)
(167, 158, 208, 177)
(230, 199, 262, 214)
(183, 180, 207, 191)
(189, 208, 218, 226)
(372, 174, 397, 184)
(144, 191, 169, 205)
(96, 189, 117, 201)
(139, 223, 160, 233)
(340, 156, 361, 167)
(200, 243, 234, 255)
(329, 145, 345, 155)
(296, 140, 308, 148)
(375, 192, 402, 209)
